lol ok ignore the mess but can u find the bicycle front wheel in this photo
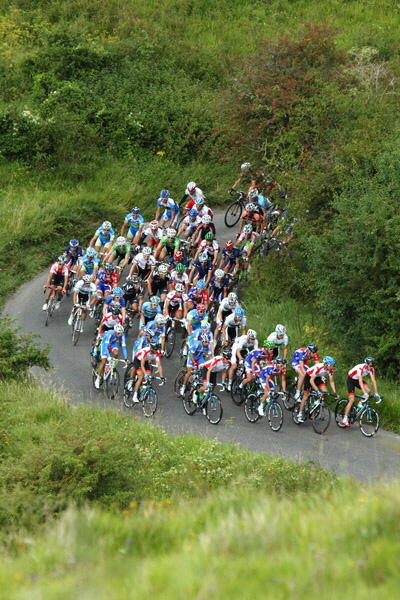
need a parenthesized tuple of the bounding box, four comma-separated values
(71, 313, 82, 345)
(283, 382, 297, 411)
(174, 367, 187, 397)
(244, 394, 260, 423)
(206, 394, 223, 424)
(311, 403, 331, 434)
(224, 201, 242, 228)
(267, 401, 283, 432)
(142, 389, 158, 417)
(231, 374, 245, 406)
(165, 327, 176, 358)
(359, 407, 379, 437)
(105, 369, 120, 399)
(183, 393, 197, 416)
(334, 399, 348, 429)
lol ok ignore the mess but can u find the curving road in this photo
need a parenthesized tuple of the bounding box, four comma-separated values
(3, 210, 400, 483)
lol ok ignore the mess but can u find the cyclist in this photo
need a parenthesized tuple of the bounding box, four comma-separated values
(103, 286, 127, 321)
(122, 276, 145, 318)
(94, 324, 128, 389)
(139, 220, 164, 249)
(177, 208, 202, 240)
(208, 269, 229, 303)
(92, 306, 125, 356)
(63, 238, 83, 276)
(154, 189, 180, 228)
(291, 344, 319, 402)
(147, 264, 171, 305)
(194, 349, 232, 403)
(219, 240, 242, 276)
(188, 252, 213, 286)
(130, 341, 165, 404)
(89, 221, 115, 260)
(238, 202, 263, 235)
(42, 256, 69, 311)
(126, 328, 155, 382)
(180, 181, 204, 212)
(186, 303, 209, 337)
(76, 247, 99, 282)
(128, 246, 157, 281)
(257, 358, 287, 416)
(187, 279, 209, 311)
(221, 307, 247, 346)
(163, 282, 188, 321)
(154, 227, 181, 262)
(297, 356, 339, 423)
(104, 236, 131, 273)
(240, 340, 275, 390)
(168, 249, 189, 271)
(193, 195, 213, 221)
(215, 292, 241, 338)
(92, 263, 119, 311)
(121, 207, 145, 246)
(180, 332, 213, 397)
(267, 324, 289, 360)
(191, 214, 216, 246)
(341, 357, 381, 427)
(226, 329, 259, 391)
(169, 262, 189, 292)
(144, 314, 167, 350)
(67, 274, 96, 330)
(236, 223, 259, 260)
(138, 295, 162, 330)
(194, 232, 220, 269)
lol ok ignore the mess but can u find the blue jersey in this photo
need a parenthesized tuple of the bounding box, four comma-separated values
(259, 364, 282, 390)
(124, 213, 144, 235)
(157, 197, 179, 214)
(80, 255, 99, 275)
(189, 340, 212, 363)
(145, 319, 166, 340)
(141, 301, 162, 320)
(245, 348, 268, 369)
(64, 245, 83, 264)
(104, 295, 127, 312)
(291, 348, 308, 368)
(101, 329, 128, 360)
(190, 258, 212, 279)
(187, 308, 209, 330)
(94, 227, 115, 246)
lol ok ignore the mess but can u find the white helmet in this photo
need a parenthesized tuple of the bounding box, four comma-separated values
(200, 320, 211, 330)
(158, 264, 168, 274)
(82, 274, 91, 283)
(228, 292, 238, 304)
(241, 162, 251, 171)
(142, 247, 152, 256)
(248, 189, 258, 200)
(114, 324, 124, 334)
(245, 203, 256, 211)
(187, 181, 196, 191)
(198, 253, 208, 262)
(166, 228, 176, 237)
(116, 236, 126, 245)
(214, 269, 224, 278)
(150, 220, 159, 228)
(155, 314, 167, 324)
(247, 329, 257, 339)
(243, 224, 253, 234)
(175, 282, 185, 293)
(202, 214, 212, 225)
(275, 324, 286, 335)
(102, 221, 112, 230)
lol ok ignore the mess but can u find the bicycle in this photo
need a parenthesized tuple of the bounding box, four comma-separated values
(164, 316, 185, 358)
(334, 394, 382, 437)
(230, 363, 246, 405)
(224, 190, 247, 228)
(91, 356, 126, 399)
(244, 387, 284, 432)
(182, 372, 223, 425)
(44, 287, 58, 327)
(123, 369, 164, 416)
(292, 391, 333, 435)
(71, 303, 86, 345)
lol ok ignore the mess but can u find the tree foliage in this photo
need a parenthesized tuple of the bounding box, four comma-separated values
(0, 317, 50, 378)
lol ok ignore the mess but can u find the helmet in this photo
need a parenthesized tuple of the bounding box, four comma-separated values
(166, 228, 176, 237)
(116, 236, 126, 246)
(173, 250, 183, 260)
(187, 181, 196, 192)
(202, 214, 212, 225)
(307, 344, 318, 353)
(131, 207, 140, 215)
(247, 329, 257, 339)
(131, 277, 141, 285)
(176, 263, 185, 274)
(214, 269, 224, 278)
(111, 305, 121, 315)
(235, 307, 245, 317)
(205, 232, 214, 241)
(143, 328, 154, 337)
(113, 287, 123, 297)
(175, 282, 185, 293)
(200, 333, 210, 343)
(323, 356, 336, 366)
(195, 196, 204, 205)
(263, 340, 275, 349)
(155, 314, 167, 324)
(188, 209, 198, 219)
(245, 203, 256, 211)
(364, 356, 375, 366)
(86, 247, 96, 257)
(160, 189, 169, 199)
(142, 247, 152, 256)
(243, 224, 253, 234)
(275, 357, 287, 365)
(57, 255, 65, 263)
(158, 264, 168, 274)
(150, 341, 161, 350)
(69, 239, 79, 247)
(275, 324, 286, 335)
(196, 279, 206, 290)
(82, 274, 91, 283)
(102, 221, 112, 230)
(224, 240, 234, 251)
(228, 292, 238, 304)
(198, 253, 208, 262)
(241, 162, 251, 171)
(197, 303, 206, 312)
(248, 189, 258, 200)
(222, 349, 231, 359)
(114, 324, 124, 334)
(200, 320, 211, 330)
(104, 263, 114, 273)
(150, 295, 161, 304)
(150, 220, 159, 229)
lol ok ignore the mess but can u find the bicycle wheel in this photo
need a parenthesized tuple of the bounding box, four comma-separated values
(142, 388, 158, 417)
(165, 327, 176, 358)
(123, 372, 137, 408)
(231, 373, 245, 406)
(183, 392, 197, 416)
(359, 407, 379, 437)
(292, 403, 304, 425)
(71, 312, 82, 345)
(94, 302, 104, 327)
(244, 394, 260, 423)
(206, 394, 223, 425)
(179, 339, 188, 366)
(45, 295, 55, 326)
(105, 369, 120, 399)
(174, 367, 187, 397)
(267, 401, 283, 432)
(311, 403, 331, 434)
(282, 381, 297, 411)
(224, 200, 242, 228)
(334, 399, 348, 429)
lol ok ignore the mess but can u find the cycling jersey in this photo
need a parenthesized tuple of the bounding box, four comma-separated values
(145, 320, 166, 340)
(109, 242, 131, 257)
(190, 258, 212, 281)
(244, 348, 271, 371)
(187, 339, 212, 368)
(267, 331, 289, 349)
(223, 313, 246, 335)
(193, 223, 216, 242)
(73, 280, 96, 296)
(202, 356, 231, 373)
(259, 364, 285, 390)
(140, 301, 162, 321)
(231, 335, 259, 365)
(149, 273, 171, 293)
(124, 214, 144, 237)
(104, 294, 127, 312)
(133, 253, 156, 271)
(209, 276, 229, 302)
(187, 287, 209, 306)
(348, 363, 375, 379)
(94, 227, 115, 246)
(50, 262, 69, 277)
(142, 225, 163, 246)
(186, 308, 209, 330)
(99, 313, 124, 331)
(64, 245, 83, 266)
(157, 197, 179, 222)
(165, 290, 188, 312)
(170, 270, 189, 288)
(198, 239, 219, 258)
(122, 282, 144, 302)
(79, 256, 99, 276)
(157, 236, 181, 252)
(100, 329, 127, 360)
(135, 346, 162, 365)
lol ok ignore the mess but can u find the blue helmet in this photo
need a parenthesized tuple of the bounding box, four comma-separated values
(195, 195, 205, 205)
(196, 279, 206, 290)
(188, 208, 198, 218)
(160, 189, 169, 199)
(235, 307, 245, 317)
(86, 247, 96, 257)
(323, 356, 335, 366)
(69, 239, 79, 247)
(113, 287, 123, 297)
(200, 320, 211, 330)
(131, 206, 140, 215)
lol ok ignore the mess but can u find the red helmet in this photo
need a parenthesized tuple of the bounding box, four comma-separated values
(173, 250, 183, 260)
(197, 303, 206, 312)
(224, 240, 234, 250)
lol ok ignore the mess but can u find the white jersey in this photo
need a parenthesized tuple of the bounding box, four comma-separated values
(184, 186, 204, 202)
(224, 313, 247, 329)
(143, 226, 163, 241)
(73, 280, 97, 296)
(133, 253, 157, 270)
(267, 331, 289, 347)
